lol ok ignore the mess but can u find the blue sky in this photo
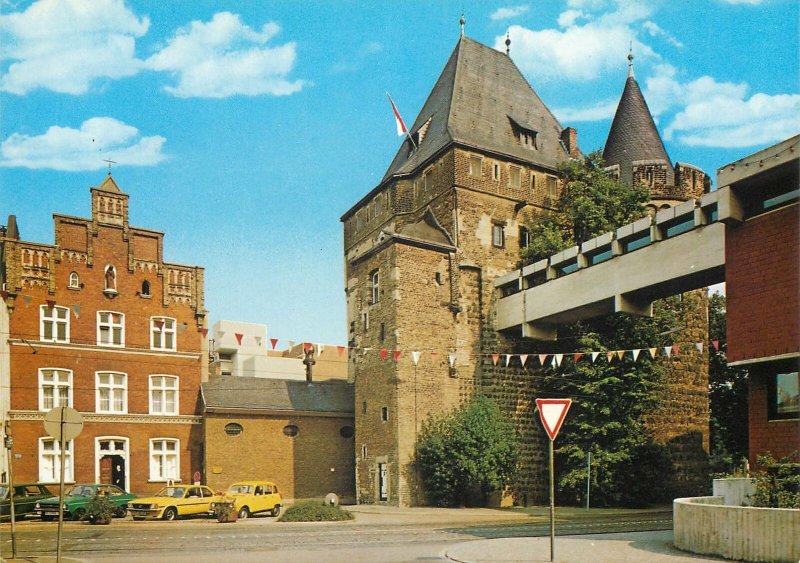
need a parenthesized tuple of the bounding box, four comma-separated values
(1, 0, 798, 346)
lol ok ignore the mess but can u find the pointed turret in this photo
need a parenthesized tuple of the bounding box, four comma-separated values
(603, 52, 673, 187)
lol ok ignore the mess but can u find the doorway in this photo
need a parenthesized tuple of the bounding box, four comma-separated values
(378, 463, 388, 501)
(96, 438, 128, 492)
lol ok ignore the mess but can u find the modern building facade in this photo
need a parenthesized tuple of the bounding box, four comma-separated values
(0, 175, 208, 494)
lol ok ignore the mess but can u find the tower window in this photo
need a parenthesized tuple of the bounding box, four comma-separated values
(469, 155, 482, 178)
(141, 280, 151, 297)
(381, 406, 389, 422)
(546, 176, 558, 197)
(371, 270, 380, 304)
(68, 272, 80, 289)
(493, 224, 505, 248)
(492, 163, 500, 181)
(509, 166, 521, 189)
(519, 226, 530, 249)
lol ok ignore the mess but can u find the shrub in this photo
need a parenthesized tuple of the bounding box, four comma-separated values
(85, 494, 114, 524)
(750, 452, 800, 509)
(278, 500, 354, 522)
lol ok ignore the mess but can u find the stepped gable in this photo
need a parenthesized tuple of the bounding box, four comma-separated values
(382, 35, 568, 182)
(603, 64, 673, 186)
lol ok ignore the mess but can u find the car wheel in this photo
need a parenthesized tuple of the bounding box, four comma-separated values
(73, 508, 86, 521)
(238, 506, 250, 519)
(114, 507, 127, 518)
(162, 506, 178, 520)
(41, 515, 55, 522)
(162, 507, 178, 521)
(271, 505, 281, 517)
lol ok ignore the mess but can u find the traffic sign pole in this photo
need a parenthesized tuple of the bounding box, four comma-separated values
(57, 410, 66, 563)
(549, 439, 555, 562)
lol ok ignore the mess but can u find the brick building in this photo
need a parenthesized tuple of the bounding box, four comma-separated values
(0, 175, 208, 494)
(342, 36, 713, 506)
(719, 135, 800, 466)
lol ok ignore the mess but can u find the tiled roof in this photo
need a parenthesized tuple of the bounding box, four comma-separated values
(202, 377, 354, 414)
(381, 36, 569, 182)
(603, 74, 672, 186)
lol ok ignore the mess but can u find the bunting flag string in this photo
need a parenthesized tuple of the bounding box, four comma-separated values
(393, 350, 401, 363)
(379, 348, 388, 361)
(411, 351, 422, 366)
(663, 346, 672, 358)
(590, 352, 600, 364)
(649, 347, 658, 359)
(491, 354, 500, 366)
(504, 354, 511, 367)
(449, 353, 457, 367)
(538, 354, 548, 366)
(519, 354, 528, 367)
(695, 342, 703, 353)
(234, 333, 243, 345)
(337, 345, 346, 357)
(270, 338, 279, 350)
(200, 328, 208, 337)
(712, 340, 720, 350)
(631, 349, 641, 362)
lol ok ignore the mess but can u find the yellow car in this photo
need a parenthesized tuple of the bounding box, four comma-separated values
(212, 481, 282, 519)
(129, 485, 221, 521)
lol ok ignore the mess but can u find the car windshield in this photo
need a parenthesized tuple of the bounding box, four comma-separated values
(0, 486, 7, 497)
(227, 484, 252, 494)
(155, 487, 185, 498)
(67, 486, 94, 497)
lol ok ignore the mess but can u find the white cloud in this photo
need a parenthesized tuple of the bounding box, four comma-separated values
(330, 41, 383, 74)
(0, 117, 167, 171)
(0, 0, 149, 95)
(553, 99, 619, 122)
(145, 12, 305, 98)
(642, 21, 683, 48)
(496, 2, 657, 82)
(490, 5, 529, 21)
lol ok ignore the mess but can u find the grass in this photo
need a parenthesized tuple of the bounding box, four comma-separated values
(278, 500, 354, 522)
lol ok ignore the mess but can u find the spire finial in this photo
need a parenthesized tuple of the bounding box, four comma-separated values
(627, 42, 634, 79)
(460, 13, 465, 36)
(103, 158, 117, 176)
(505, 32, 511, 55)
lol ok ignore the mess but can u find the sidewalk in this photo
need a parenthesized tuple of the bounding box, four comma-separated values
(445, 530, 726, 562)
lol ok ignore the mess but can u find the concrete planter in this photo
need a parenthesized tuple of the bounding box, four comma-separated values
(674, 496, 800, 562)
(712, 477, 755, 506)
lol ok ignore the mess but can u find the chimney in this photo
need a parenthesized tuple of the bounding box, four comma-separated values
(5, 215, 19, 240)
(560, 127, 580, 159)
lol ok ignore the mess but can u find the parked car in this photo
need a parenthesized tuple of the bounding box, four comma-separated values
(35, 484, 136, 521)
(129, 485, 221, 521)
(212, 481, 282, 519)
(1, 483, 54, 520)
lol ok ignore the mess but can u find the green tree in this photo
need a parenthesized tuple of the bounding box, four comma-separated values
(416, 395, 519, 507)
(523, 151, 677, 506)
(521, 150, 649, 264)
(708, 293, 749, 470)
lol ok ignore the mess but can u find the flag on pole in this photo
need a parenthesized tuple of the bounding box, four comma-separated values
(387, 94, 408, 136)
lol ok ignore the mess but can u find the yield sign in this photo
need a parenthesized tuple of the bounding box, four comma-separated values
(536, 398, 572, 441)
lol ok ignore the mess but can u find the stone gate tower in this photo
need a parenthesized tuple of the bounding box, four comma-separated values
(341, 35, 578, 506)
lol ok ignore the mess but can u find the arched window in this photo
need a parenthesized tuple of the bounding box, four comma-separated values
(283, 425, 299, 437)
(141, 280, 151, 297)
(68, 272, 80, 288)
(224, 423, 243, 436)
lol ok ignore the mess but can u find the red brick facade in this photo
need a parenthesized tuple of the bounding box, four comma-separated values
(1, 176, 207, 495)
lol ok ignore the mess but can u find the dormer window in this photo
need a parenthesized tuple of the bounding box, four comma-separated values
(520, 131, 537, 149)
(508, 115, 538, 151)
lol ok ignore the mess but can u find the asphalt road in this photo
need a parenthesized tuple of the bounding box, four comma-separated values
(1, 508, 673, 562)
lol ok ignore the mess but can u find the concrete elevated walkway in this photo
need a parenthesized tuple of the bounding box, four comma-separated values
(494, 187, 743, 340)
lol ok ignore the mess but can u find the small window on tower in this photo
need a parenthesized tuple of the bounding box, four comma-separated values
(493, 224, 505, 248)
(509, 166, 521, 189)
(68, 272, 80, 289)
(492, 163, 500, 181)
(546, 176, 558, 197)
(469, 155, 482, 178)
(141, 280, 151, 297)
(519, 226, 530, 249)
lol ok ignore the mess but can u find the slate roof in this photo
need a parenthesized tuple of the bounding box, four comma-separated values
(381, 36, 568, 182)
(202, 377, 354, 414)
(603, 70, 673, 186)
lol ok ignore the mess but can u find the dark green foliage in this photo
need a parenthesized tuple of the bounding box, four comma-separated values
(521, 151, 649, 264)
(707, 294, 749, 472)
(85, 494, 114, 523)
(278, 500, 354, 522)
(417, 396, 519, 507)
(750, 453, 800, 509)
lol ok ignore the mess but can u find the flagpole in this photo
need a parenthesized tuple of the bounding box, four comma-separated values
(386, 93, 418, 150)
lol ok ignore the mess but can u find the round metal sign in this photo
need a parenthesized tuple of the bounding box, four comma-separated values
(43, 407, 84, 442)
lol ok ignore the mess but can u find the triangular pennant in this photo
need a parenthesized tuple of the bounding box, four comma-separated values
(154, 319, 165, 330)
(380, 348, 389, 361)
(71, 304, 81, 319)
(590, 352, 600, 364)
(362, 347, 372, 355)
(504, 354, 511, 367)
(712, 340, 720, 350)
(270, 338, 279, 350)
(663, 346, 672, 358)
(672, 344, 681, 357)
(607, 351, 615, 362)
(288, 340, 295, 349)
(572, 352, 584, 363)
(649, 347, 658, 359)
(491, 354, 500, 366)
(449, 353, 457, 367)
(303, 342, 313, 353)
(235, 333, 243, 345)
(554, 353, 563, 367)
(632, 349, 641, 362)
(538, 354, 548, 365)
(337, 345, 345, 357)
(392, 350, 401, 363)
(519, 354, 528, 367)
(46, 299, 56, 308)
(200, 328, 208, 338)
(695, 342, 703, 353)
(411, 351, 422, 365)
(616, 350, 625, 360)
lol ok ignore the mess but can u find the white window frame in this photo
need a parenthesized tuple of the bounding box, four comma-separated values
(149, 438, 180, 482)
(149, 375, 179, 415)
(150, 317, 177, 351)
(68, 272, 80, 288)
(371, 270, 380, 305)
(97, 311, 125, 348)
(38, 368, 72, 411)
(39, 438, 73, 483)
(95, 371, 127, 414)
(493, 223, 505, 248)
(40, 305, 70, 343)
